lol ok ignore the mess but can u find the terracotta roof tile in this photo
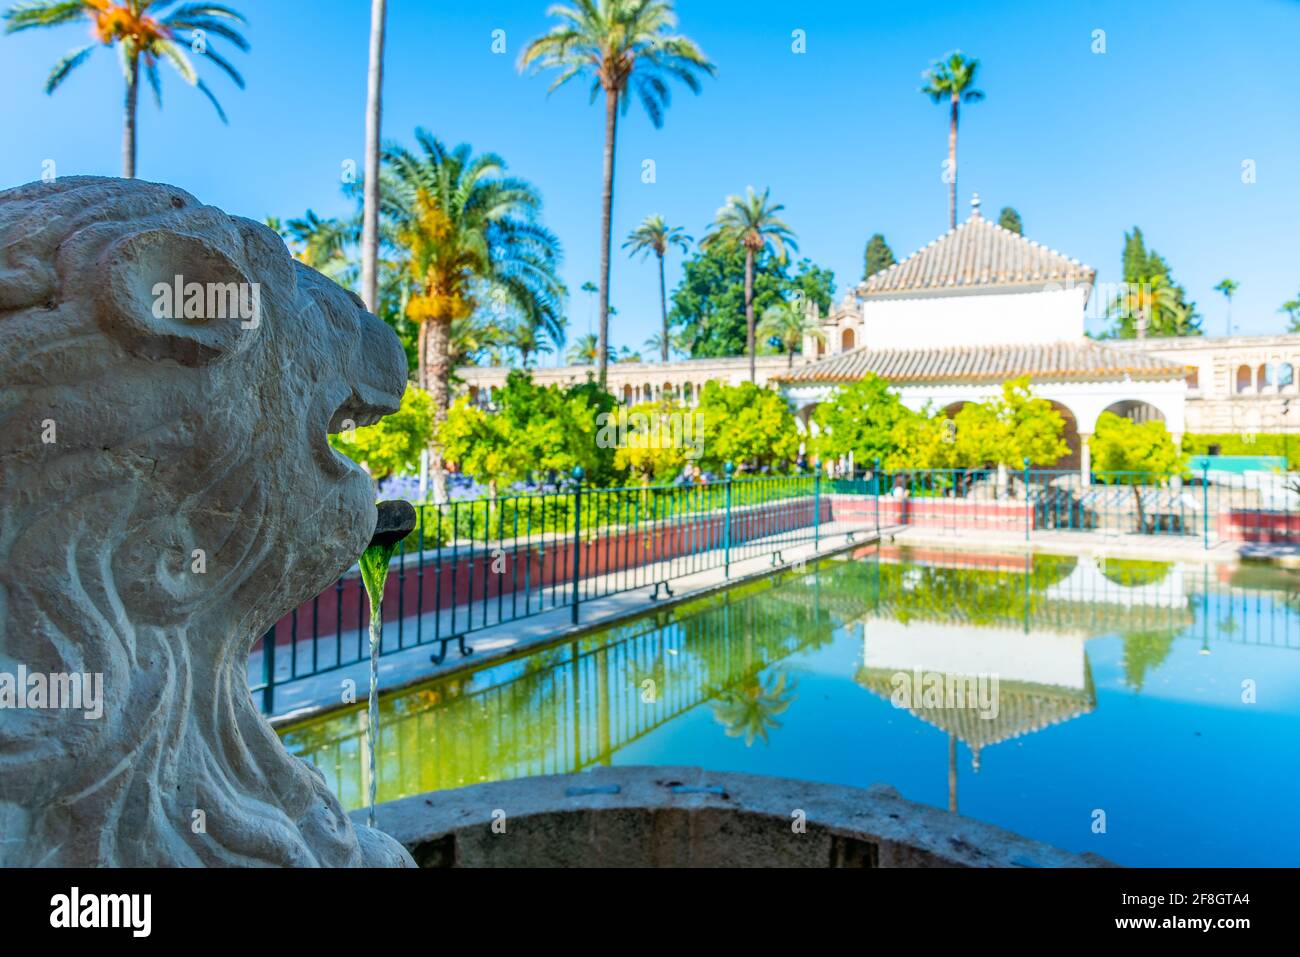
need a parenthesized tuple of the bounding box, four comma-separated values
(779, 339, 1187, 385)
(862, 212, 1095, 296)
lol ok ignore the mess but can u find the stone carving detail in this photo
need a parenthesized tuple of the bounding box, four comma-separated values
(0, 176, 413, 866)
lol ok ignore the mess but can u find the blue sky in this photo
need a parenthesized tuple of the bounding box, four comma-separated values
(3, 0, 1298, 355)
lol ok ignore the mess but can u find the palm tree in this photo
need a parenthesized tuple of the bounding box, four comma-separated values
(1213, 278, 1239, 337)
(700, 187, 797, 382)
(1111, 274, 1192, 338)
(360, 0, 388, 313)
(709, 672, 797, 747)
(567, 332, 611, 366)
(380, 132, 565, 503)
(643, 331, 671, 360)
(615, 344, 643, 363)
(283, 210, 356, 285)
(521, 0, 713, 390)
(758, 297, 825, 369)
(1281, 297, 1300, 333)
(4, 1, 249, 178)
(920, 51, 985, 230)
(624, 214, 691, 362)
(504, 319, 555, 368)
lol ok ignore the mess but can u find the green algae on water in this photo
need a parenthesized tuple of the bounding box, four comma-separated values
(359, 540, 401, 829)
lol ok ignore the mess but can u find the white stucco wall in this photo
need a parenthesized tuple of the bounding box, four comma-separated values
(861, 286, 1090, 350)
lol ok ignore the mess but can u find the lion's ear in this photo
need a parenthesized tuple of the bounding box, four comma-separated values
(96, 229, 261, 365)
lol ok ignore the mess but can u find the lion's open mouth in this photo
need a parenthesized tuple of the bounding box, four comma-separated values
(327, 384, 403, 433)
(314, 384, 405, 480)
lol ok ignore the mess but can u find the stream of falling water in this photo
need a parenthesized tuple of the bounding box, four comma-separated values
(359, 541, 400, 829)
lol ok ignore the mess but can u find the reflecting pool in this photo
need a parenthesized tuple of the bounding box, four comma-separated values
(280, 545, 1300, 866)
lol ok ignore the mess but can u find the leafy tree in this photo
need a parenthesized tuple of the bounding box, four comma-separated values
(887, 409, 955, 470)
(612, 400, 690, 483)
(438, 398, 528, 499)
(863, 233, 897, 280)
(701, 187, 799, 382)
(624, 215, 692, 362)
(670, 242, 833, 358)
(698, 382, 799, 473)
(1090, 411, 1188, 530)
(443, 371, 620, 492)
(812, 374, 912, 467)
(521, 0, 713, 389)
(997, 207, 1023, 234)
(757, 297, 825, 368)
(380, 132, 565, 502)
(4, 0, 249, 177)
(951, 377, 1068, 468)
(920, 51, 985, 229)
(329, 385, 433, 482)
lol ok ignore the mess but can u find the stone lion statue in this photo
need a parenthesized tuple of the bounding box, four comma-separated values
(0, 176, 413, 866)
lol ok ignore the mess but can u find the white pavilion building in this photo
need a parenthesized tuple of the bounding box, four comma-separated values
(781, 195, 1189, 475)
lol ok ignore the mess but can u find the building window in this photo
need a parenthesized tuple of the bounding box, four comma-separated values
(1266, 362, 1294, 390)
(841, 328, 855, 351)
(1236, 365, 1252, 393)
(1186, 368, 1199, 390)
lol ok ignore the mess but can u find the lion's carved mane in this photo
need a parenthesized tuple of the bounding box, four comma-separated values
(0, 177, 412, 866)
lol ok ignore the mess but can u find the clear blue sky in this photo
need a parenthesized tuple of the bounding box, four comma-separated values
(3, 0, 1297, 353)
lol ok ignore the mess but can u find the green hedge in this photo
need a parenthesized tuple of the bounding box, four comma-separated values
(1181, 433, 1300, 469)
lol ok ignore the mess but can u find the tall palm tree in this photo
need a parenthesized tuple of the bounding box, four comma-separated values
(380, 132, 565, 503)
(1213, 278, 1239, 337)
(624, 214, 691, 362)
(700, 187, 797, 382)
(920, 51, 985, 230)
(4, 1, 249, 178)
(360, 0, 388, 313)
(758, 297, 826, 369)
(521, 0, 713, 389)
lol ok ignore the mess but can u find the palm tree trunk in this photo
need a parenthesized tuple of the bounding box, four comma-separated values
(122, 53, 140, 178)
(657, 252, 669, 362)
(425, 316, 451, 504)
(416, 319, 428, 392)
(948, 94, 959, 230)
(597, 87, 619, 389)
(360, 0, 388, 313)
(744, 248, 756, 382)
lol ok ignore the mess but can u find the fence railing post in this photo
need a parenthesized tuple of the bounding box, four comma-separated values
(261, 627, 275, 715)
(1023, 458, 1031, 542)
(571, 466, 584, 624)
(1202, 465, 1210, 549)
(813, 468, 821, 551)
(874, 457, 881, 534)
(723, 462, 734, 578)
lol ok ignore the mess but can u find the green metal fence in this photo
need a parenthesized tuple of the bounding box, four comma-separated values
(250, 469, 866, 714)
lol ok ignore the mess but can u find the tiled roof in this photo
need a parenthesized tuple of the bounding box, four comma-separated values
(861, 210, 1095, 296)
(779, 339, 1187, 385)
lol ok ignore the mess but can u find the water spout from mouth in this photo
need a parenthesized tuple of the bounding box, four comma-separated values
(370, 499, 417, 548)
(360, 500, 417, 827)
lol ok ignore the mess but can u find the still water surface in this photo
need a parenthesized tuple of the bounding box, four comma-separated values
(281, 546, 1300, 866)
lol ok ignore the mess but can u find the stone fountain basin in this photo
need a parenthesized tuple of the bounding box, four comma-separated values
(353, 766, 1113, 868)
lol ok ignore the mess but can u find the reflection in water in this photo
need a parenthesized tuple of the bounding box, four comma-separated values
(281, 546, 1300, 866)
